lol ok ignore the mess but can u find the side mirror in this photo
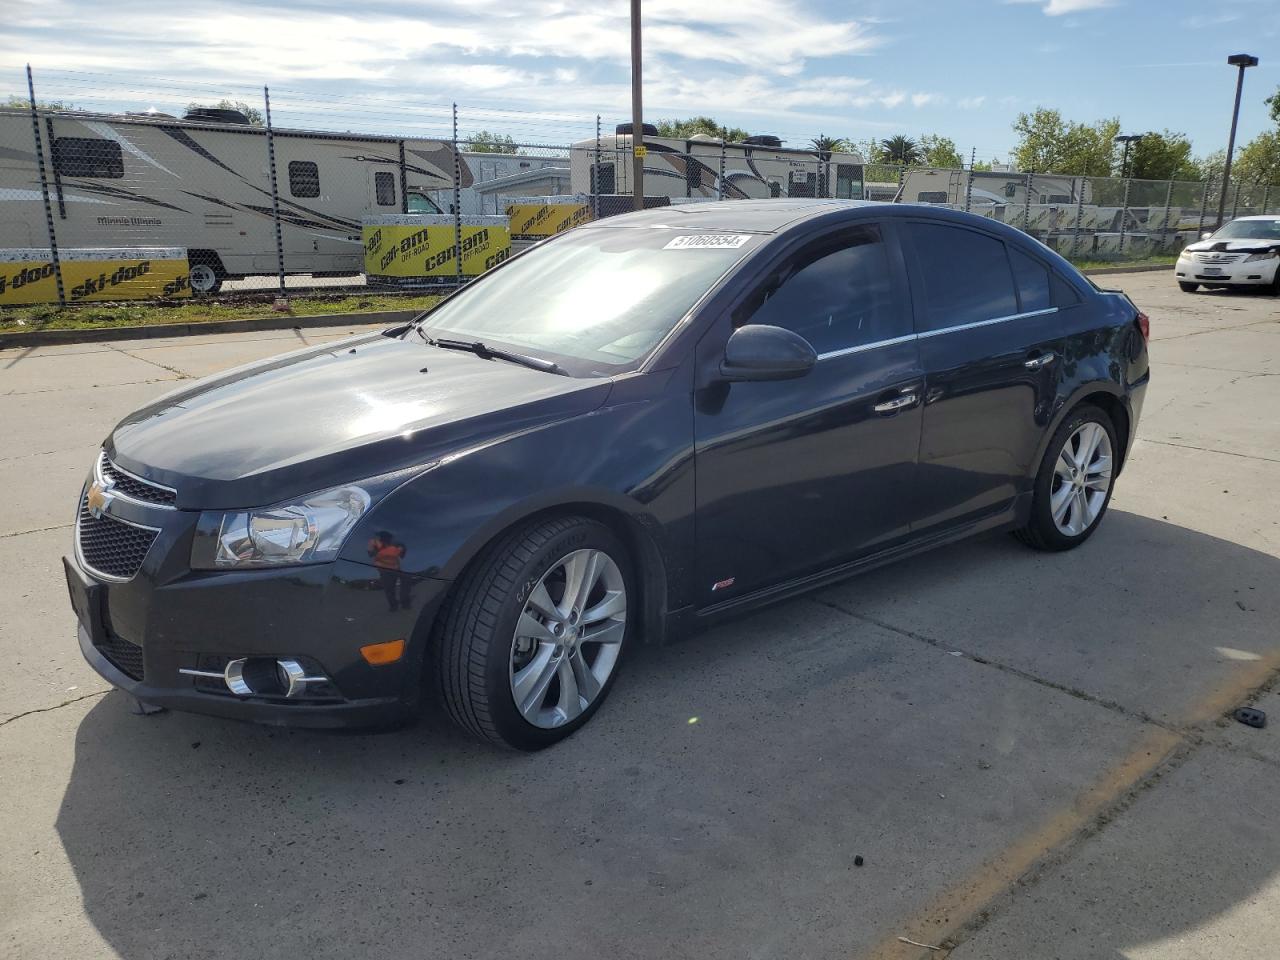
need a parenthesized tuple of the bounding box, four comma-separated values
(720, 324, 817, 382)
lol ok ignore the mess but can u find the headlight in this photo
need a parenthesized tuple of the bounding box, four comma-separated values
(1178, 248, 1198, 259)
(1244, 250, 1279, 263)
(197, 484, 372, 569)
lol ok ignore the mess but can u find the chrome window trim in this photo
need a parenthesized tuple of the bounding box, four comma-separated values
(813, 307, 1059, 360)
(816, 333, 918, 361)
(917, 306, 1058, 340)
(75, 496, 162, 584)
(98, 451, 178, 510)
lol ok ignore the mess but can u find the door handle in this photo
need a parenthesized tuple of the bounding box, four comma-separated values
(1024, 351, 1056, 370)
(873, 393, 918, 414)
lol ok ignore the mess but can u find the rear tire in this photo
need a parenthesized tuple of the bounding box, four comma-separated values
(188, 262, 222, 295)
(1015, 404, 1118, 552)
(1178, 281, 1199, 293)
(434, 516, 633, 750)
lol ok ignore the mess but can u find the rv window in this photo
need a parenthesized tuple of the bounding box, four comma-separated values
(407, 192, 441, 214)
(375, 171, 396, 206)
(289, 161, 320, 198)
(916, 191, 949, 204)
(52, 138, 123, 179)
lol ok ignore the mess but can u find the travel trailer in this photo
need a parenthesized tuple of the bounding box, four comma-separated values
(894, 168, 1092, 207)
(0, 107, 470, 292)
(435, 152, 570, 216)
(569, 126, 865, 202)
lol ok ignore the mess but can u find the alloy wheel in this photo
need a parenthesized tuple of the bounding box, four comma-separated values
(509, 548, 627, 728)
(1050, 421, 1113, 536)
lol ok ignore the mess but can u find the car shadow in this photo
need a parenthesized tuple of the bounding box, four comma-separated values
(53, 510, 1280, 960)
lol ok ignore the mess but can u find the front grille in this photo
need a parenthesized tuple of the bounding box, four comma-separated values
(1194, 253, 1244, 265)
(100, 453, 177, 507)
(97, 633, 144, 681)
(77, 501, 158, 580)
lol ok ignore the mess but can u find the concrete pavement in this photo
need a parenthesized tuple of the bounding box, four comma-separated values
(1, 275, 1278, 960)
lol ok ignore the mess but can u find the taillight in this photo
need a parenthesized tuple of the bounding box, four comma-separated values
(1135, 311, 1150, 342)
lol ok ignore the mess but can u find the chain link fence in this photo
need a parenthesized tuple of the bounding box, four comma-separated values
(3, 67, 1279, 308)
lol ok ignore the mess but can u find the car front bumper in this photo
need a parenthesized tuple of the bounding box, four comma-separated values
(1176, 256, 1280, 285)
(67, 545, 449, 730)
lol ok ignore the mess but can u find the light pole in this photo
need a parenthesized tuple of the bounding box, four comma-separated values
(1114, 134, 1143, 179)
(1216, 53, 1258, 230)
(630, 0, 645, 211)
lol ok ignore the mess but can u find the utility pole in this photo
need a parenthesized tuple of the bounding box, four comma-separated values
(1114, 134, 1142, 179)
(630, 0, 645, 211)
(1216, 53, 1259, 230)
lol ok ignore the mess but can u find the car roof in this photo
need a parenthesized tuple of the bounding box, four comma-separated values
(1231, 215, 1280, 221)
(578, 199, 884, 234)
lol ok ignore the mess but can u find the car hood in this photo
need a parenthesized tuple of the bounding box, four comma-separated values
(1181, 238, 1280, 255)
(106, 333, 613, 509)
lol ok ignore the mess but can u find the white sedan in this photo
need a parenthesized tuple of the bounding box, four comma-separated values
(1176, 216, 1280, 293)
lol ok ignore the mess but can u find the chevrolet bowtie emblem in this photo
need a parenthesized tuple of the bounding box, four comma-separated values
(86, 477, 115, 520)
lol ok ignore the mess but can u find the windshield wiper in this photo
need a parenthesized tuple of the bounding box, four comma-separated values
(417, 332, 567, 376)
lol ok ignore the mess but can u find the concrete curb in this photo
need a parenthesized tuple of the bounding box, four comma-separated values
(0, 309, 422, 349)
(2, 267, 1171, 348)
(1082, 264, 1172, 276)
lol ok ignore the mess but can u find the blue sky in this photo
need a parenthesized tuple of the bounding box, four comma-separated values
(2, 0, 1277, 159)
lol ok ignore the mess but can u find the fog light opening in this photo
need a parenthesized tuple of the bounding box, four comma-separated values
(220, 656, 331, 698)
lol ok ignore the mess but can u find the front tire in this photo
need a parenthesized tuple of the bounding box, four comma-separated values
(435, 516, 633, 749)
(1178, 281, 1199, 293)
(1015, 405, 1117, 552)
(188, 263, 223, 295)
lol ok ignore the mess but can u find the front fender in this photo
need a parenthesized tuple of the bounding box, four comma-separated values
(341, 374, 696, 609)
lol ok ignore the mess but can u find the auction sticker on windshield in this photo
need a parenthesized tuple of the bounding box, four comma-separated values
(664, 234, 753, 249)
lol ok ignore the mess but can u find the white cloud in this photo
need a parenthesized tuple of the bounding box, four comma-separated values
(957, 95, 987, 109)
(1007, 0, 1112, 15)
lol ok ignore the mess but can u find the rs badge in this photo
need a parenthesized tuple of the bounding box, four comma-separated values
(86, 478, 115, 520)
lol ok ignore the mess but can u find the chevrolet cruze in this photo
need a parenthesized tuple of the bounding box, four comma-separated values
(66, 200, 1149, 749)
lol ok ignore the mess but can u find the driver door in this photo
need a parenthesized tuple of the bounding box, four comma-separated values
(692, 222, 923, 605)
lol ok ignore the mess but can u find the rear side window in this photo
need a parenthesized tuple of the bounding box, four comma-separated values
(374, 171, 396, 206)
(288, 160, 320, 198)
(52, 138, 123, 178)
(904, 222, 1017, 332)
(743, 224, 906, 354)
(1010, 247, 1052, 312)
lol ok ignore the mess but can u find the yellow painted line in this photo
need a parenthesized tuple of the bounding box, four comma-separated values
(865, 650, 1280, 960)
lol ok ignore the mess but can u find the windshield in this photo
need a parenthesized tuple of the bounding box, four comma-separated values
(416, 227, 760, 370)
(1210, 218, 1280, 241)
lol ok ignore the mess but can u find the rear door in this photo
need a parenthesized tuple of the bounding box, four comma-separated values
(900, 220, 1066, 532)
(693, 221, 923, 604)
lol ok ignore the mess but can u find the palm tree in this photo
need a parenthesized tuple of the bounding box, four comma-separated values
(879, 135, 922, 166)
(809, 134, 848, 160)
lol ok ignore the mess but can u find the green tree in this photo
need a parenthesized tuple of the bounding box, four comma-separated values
(879, 135, 921, 165)
(1126, 130, 1200, 181)
(809, 134, 848, 159)
(188, 99, 264, 126)
(4, 95, 79, 111)
(466, 130, 521, 154)
(917, 134, 963, 168)
(1234, 131, 1280, 185)
(1266, 85, 1279, 127)
(1011, 108, 1119, 175)
(653, 117, 751, 142)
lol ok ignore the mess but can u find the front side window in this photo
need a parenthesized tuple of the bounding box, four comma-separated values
(288, 160, 320, 198)
(904, 222, 1017, 332)
(374, 171, 396, 206)
(742, 225, 905, 355)
(419, 228, 759, 370)
(406, 192, 440, 214)
(52, 138, 123, 178)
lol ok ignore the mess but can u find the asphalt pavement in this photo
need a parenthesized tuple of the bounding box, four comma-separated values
(1, 272, 1277, 960)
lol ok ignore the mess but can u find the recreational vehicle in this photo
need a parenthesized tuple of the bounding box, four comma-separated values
(436, 152, 570, 216)
(0, 108, 469, 292)
(569, 125, 865, 202)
